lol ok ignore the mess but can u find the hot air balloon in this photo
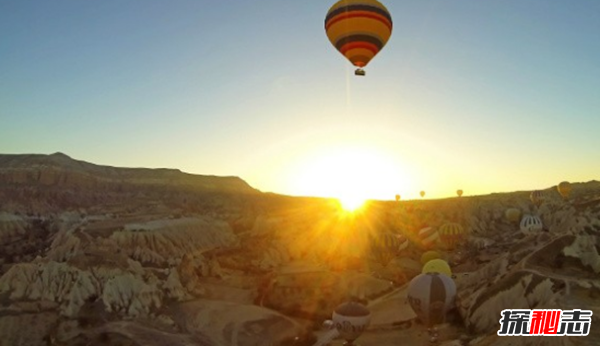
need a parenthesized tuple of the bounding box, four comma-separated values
(420, 191, 426, 198)
(332, 301, 371, 345)
(422, 259, 452, 277)
(370, 231, 406, 266)
(420, 250, 441, 266)
(557, 181, 572, 200)
(395, 194, 401, 202)
(407, 273, 456, 327)
(418, 226, 439, 249)
(325, 0, 393, 76)
(505, 208, 521, 224)
(530, 190, 545, 207)
(438, 223, 466, 249)
(520, 214, 543, 235)
(456, 189, 463, 197)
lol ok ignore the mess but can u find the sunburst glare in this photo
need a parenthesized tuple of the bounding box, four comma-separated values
(289, 145, 412, 202)
(339, 195, 366, 212)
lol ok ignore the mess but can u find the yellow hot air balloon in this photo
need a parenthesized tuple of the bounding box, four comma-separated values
(505, 208, 521, 223)
(557, 181, 572, 199)
(420, 250, 441, 266)
(456, 189, 463, 197)
(420, 191, 426, 198)
(422, 259, 452, 277)
(395, 194, 401, 202)
(325, 0, 393, 76)
(438, 223, 466, 249)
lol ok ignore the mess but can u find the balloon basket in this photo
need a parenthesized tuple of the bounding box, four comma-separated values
(354, 68, 365, 76)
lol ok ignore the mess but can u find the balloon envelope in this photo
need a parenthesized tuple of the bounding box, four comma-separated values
(325, 0, 393, 69)
(418, 227, 439, 249)
(520, 214, 543, 235)
(456, 189, 463, 197)
(407, 273, 456, 326)
(420, 250, 441, 265)
(557, 181, 572, 199)
(395, 194, 400, 202)
(422, 259, 452, 277)
(420, 191, 426, 198)
(370, 231, 406, 266)
(332, 301, 371, 342)
(505, 208, 521, 223)
(438, 223, 466, 248)
(530, 190, 545, 207)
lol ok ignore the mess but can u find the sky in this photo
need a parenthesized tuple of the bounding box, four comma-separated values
(1, 1, 600, 201)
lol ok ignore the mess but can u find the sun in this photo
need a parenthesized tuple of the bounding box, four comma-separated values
(289, 145, 412, 203)
(339, 194, 366, 212)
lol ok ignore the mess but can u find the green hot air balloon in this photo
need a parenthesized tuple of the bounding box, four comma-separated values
(370, 231, 407, 267)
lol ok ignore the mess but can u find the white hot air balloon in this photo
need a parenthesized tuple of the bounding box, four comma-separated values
(332, 301, 371, 344)
(520, 214, 543, 235)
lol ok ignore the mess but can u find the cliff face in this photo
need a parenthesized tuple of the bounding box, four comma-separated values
(0, 152, 259, 213)
(0, 152, 256, 192)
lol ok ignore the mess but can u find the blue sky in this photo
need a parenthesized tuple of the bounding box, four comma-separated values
(2, 1, 599, 200)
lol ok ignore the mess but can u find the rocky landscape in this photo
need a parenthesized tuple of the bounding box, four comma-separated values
(0, 153, 599, 346)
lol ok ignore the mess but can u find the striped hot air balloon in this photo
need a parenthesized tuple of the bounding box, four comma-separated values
(407, 273, 456, 327)
(325, 0, 393, 76)
(418, 226, 439, 249)
(370, 231, 406, 266)
(438, 223, 466, 249)
(520, 214, 543, 235)
(530, 190, 545, 207)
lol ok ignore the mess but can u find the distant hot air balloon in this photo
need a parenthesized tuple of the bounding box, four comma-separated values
(557, 181, 572, 200)
(505, 208, 521, 224)
(407, 273, 456, 327)
(370, 231, 406, 266)
(395, 194, 401, 202)
(418, 226, 439, 249)
(332, 301, 371, 344)
(420, 191, 426, 198)
(438, 223, 466, 249)
(530, 190, 545, 207)
(520, 214, 543, 235)
(456, 189, 463, 197)
(422, 259, 452, 277)
(420, 250, 441, 266)
(325, 0, 393, 76)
